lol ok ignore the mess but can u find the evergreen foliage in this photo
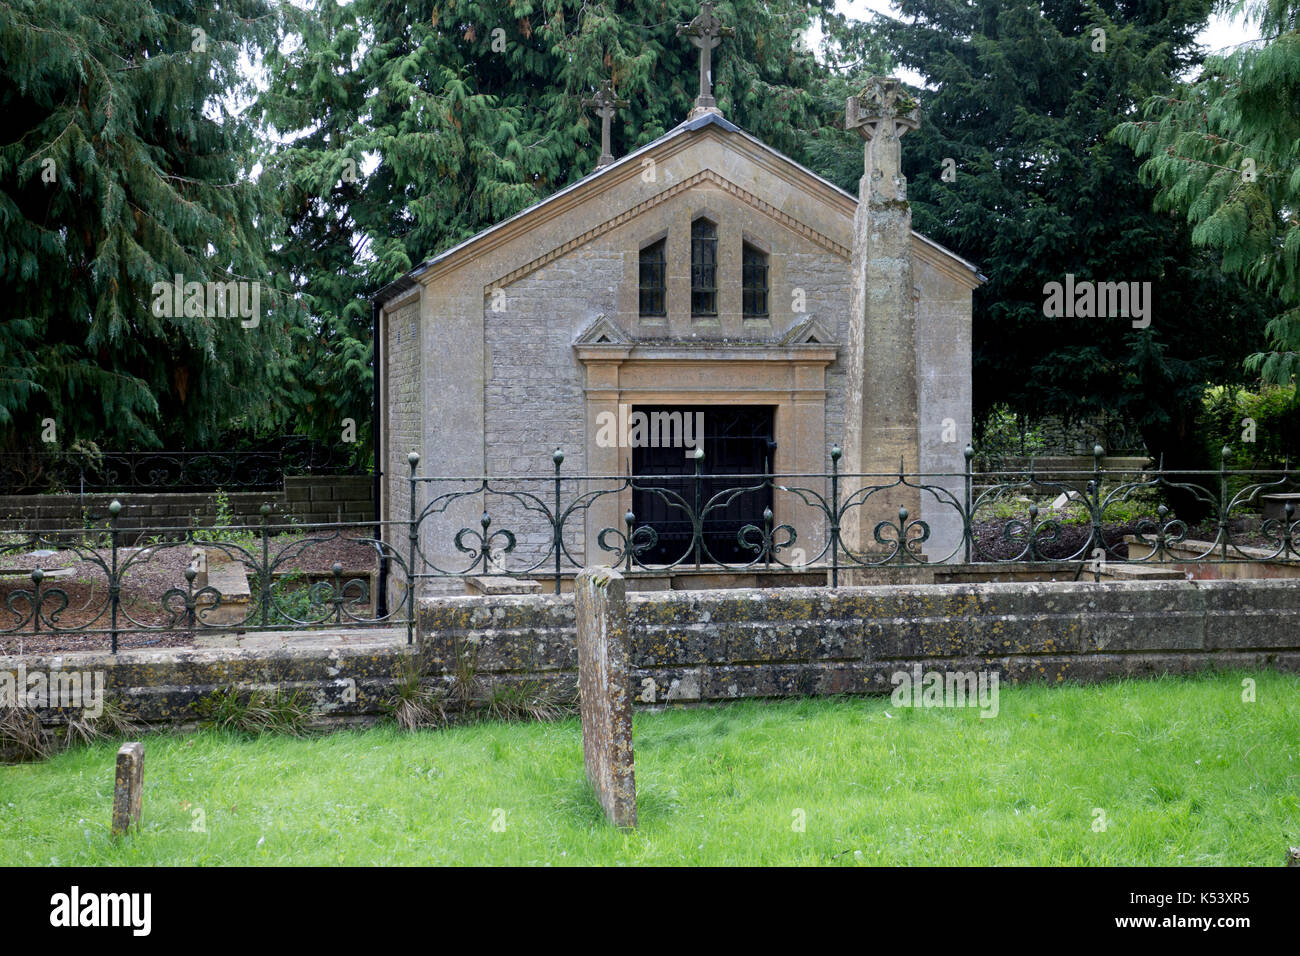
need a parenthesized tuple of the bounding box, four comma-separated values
(1116, 0, 1300, 386)
(0, 0, 293, 449)
(0, 0, 1284, 477)
(823, 0, 1277, 470)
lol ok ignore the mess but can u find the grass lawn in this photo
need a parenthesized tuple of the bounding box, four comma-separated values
(2, 671, 1297, 865)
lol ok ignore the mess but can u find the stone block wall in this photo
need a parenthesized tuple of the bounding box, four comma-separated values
(0, 474, 374, 532)
(419, 578, 1300, 704)
(0, 633, 407, 727)
(8, 577, 1297, 731)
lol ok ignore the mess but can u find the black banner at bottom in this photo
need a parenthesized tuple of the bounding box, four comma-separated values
(1, 865, 1284, 943)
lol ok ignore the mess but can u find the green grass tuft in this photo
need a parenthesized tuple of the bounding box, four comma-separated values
(1, 671, 1297, 865)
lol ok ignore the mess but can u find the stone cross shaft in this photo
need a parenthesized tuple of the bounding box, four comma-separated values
(840, 76, 922, 558)
(845, 76, 921, 202)
(581, 80, 629, 169)
(677, 1, 733, 115)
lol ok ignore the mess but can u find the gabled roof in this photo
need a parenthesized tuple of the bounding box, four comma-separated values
(373, 111, 983, 305)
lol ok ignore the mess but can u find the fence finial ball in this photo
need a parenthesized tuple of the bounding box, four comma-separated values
(830, 444, 842, 461)
(553, 448, 564, 466)
(1093, 444, 1105, 459)
(260, 503, 272, 517)
(408, 451, 420, 467)
(693, 447, 705, 460)
(108, 500, 122, 517)
(964, 444, 975, 461)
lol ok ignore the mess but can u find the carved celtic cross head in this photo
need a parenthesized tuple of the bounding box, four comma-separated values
(845, 77, 920, 142)
(677, 1, 735, 114)
(581, 79, 630, 168)
(677, 1, 732, 49)
(581, 80, 628, 121)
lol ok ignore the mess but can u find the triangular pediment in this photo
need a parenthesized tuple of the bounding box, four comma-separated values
(779, 316, 836, 347)
(487, 169, 851, 293)
(574, 315, 630, 347)
(372, 112, 982, 303)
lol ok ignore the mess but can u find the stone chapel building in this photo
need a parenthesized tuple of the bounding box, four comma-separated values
(373, 9, 982, 585)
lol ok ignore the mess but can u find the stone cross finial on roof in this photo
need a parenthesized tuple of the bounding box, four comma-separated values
(677, 2, 733, 118)
(581, 80, 630, 169)
(845, 76, 921, 202)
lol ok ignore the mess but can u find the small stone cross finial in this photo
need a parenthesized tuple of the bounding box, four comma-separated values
(581, 80, 630, 169)
(845, 76, 921, 202)
(677, 1, 733, 117)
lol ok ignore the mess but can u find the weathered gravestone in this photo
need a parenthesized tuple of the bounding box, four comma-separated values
(575, 567, 636, 828)
(111, 741, 144, 837)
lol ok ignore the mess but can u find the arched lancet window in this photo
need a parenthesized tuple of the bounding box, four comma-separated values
(742, 243, 768, 317)
(639, 239, 667, 316)
(690, 218, 718, 316)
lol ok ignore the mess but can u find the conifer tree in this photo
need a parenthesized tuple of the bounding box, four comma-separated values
(1116, 0, 1300, 386)
(0, 0, 292, 449)
(828, 0, 1276, 470)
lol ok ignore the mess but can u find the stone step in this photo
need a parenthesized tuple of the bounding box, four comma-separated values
(1262, 493, 1300, 522)
(195, 549, 252, 626)
(1098, 563, 1185, 580)
(465, 575, 543, 595)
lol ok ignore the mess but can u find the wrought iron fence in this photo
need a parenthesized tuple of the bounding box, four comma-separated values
(0, 436, 366, 494)
(0, 507, 408, 654)
(406, 444, 1298, 593)
(2, 443, 1296, 654)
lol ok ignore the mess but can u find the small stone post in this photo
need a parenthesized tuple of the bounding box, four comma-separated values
(111, 741, 144, 837)
(575, 567, 636, 828)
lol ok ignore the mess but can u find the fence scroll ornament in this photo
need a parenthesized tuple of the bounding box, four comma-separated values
(2, 443, 1296, 653)
(406, 442, 1299, 594)
(1, 502, 410, 654)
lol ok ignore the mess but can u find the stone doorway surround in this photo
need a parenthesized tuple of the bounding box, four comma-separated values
(576, 325, 837, 567)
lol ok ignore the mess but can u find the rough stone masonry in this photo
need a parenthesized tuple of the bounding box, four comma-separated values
(575, 567, 636, 828)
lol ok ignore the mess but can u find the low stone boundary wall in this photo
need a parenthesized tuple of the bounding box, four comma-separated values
(976, 454, 1151, 476)
(0, 630, 407, 728)
(6, 578, 1297, 731)
(419, 577, 1300, 704)
(0, 475, 373, 530)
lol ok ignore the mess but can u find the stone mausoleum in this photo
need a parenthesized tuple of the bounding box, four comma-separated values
(373, 6, 982, 588)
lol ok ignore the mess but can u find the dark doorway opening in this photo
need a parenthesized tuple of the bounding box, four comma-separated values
(631, 405, 775, 565)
